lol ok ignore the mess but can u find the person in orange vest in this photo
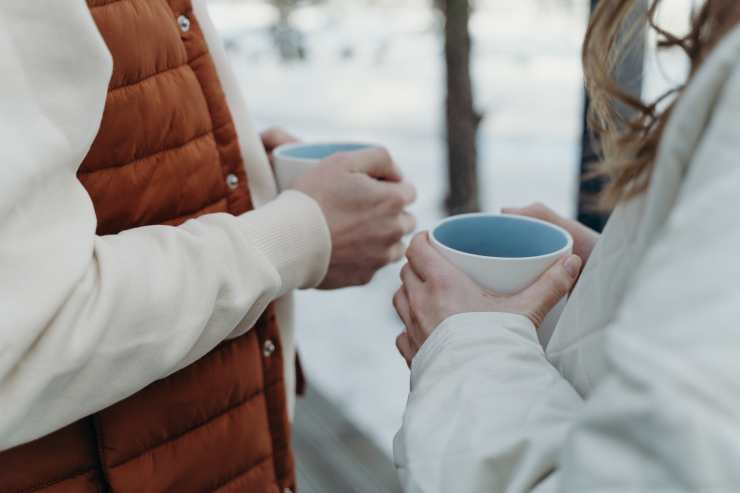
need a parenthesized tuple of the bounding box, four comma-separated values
(0, 2, 415, 492)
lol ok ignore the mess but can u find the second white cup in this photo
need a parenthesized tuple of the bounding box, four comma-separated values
(272, 142, 376, 191)
(431, 213, 573, 347)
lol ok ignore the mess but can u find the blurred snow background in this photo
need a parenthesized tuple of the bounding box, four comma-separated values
(207, 0, 694, 456)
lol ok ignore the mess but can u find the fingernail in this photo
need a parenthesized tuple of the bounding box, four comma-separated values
(564, 255, 582, 279)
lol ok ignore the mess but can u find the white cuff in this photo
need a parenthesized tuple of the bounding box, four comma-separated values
(411, 312, 537, 388)
(239, 190, 331, 296)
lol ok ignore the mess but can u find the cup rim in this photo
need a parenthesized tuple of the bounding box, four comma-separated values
(430, 212, 574, 262)
(272, 141, 379, 164)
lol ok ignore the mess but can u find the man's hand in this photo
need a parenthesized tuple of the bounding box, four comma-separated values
(293, 147, 417, 289)
(503, 203, 600, 265)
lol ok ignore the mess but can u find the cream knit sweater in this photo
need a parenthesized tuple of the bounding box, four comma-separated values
(0, 0, 331, 452)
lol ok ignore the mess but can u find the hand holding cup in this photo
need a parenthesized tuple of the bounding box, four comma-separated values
(289, 145, 417, 289)
(394, 214, 583, 366)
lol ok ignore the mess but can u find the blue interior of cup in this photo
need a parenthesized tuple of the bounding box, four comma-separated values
(433, 215, 568, 258)
(278, 143, 372, 160)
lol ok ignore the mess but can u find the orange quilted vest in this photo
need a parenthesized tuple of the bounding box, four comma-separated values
(0, 1, 295, 492)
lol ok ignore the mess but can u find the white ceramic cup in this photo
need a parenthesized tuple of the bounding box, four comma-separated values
(272, 142, 377, 191)
(431, 213, 573, 347)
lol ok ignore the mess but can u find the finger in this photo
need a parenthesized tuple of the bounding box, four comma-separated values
(519, 255, 582, 326)
(373, 183, 417, 224)
(400, 211, 417, 235)
(388, 242, 406, 263)
(380, 181, 417, 208)
(260, 127, 299, 152)
(341, 147, 403, 182)
(400, 263, 423, 292)
(394, 286, 426, 350)
(393, 287, 414, 329)
(503, 205, 598, 261)
(383, 213, 416, 247)
(399, 264, 428, 348)
(406, 232, 456, 283)
(372, 181, 417, 212)
(395, 332, 415, 368)
(502, 203, 557, 223)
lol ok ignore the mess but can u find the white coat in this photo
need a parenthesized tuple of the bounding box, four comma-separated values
(395, 25, 740, 493)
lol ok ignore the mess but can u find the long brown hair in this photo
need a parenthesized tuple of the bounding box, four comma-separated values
(583, 0, 740, 208)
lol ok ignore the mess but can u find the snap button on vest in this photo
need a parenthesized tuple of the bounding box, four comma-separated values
(0, 1, 296, 492)
(263, 339, 277, 358)
(177, 14, 190, 33)
(227, 173, 240, 190)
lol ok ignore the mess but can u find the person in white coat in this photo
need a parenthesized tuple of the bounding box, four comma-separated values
(393, 1, 740, 491)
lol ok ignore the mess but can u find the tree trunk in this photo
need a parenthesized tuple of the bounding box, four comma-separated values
(442, 0, 480, 215)
(578, 0, 647, 231)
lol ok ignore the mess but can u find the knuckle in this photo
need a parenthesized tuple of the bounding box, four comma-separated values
(385, 192, 406, 211)
(393, 290, 402, 308)
(387, 247, 401, 264)
(406, 291, 420, 313)
(406, 213, 418, 232)
(406, 241, 418, 260)
(408, 233, 425, 255)
(546, 275, 571, 301)
(387, 222, 406, 243)
(361, 269, 376, 284)
(530, 202, 553, 219)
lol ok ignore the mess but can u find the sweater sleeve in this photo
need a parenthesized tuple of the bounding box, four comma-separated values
(0, 2, 330, 451)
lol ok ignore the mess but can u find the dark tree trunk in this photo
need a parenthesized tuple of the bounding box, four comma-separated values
(442, 0, 480, 215)
(578, 0, 647, 232)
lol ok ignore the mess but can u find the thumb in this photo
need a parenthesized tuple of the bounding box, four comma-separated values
(519, 255, 582, 327)
(260, 127, 299, 153)
(342, 147, 403, 182)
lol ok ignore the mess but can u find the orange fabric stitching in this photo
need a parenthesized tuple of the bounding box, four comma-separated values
(78, 120, 229, 175)
(107, 52, 207, 93)
(19, 468, 97, 493)
(107, 379, 282, 469)
(207, 454, 273, 493)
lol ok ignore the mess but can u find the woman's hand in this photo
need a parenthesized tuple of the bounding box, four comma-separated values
(394, 232, 582, 367)
(503, 203, 600, 264)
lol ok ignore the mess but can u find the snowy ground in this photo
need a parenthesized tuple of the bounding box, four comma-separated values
(208, 0, 693, 456)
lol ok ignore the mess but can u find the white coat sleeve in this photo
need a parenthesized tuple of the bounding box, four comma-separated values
(0, 2, 330, 451)
(394, 312, 583, 493)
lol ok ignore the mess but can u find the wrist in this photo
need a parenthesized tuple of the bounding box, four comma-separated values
(239, 190, 331, 295)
